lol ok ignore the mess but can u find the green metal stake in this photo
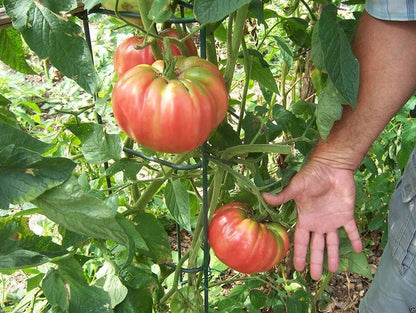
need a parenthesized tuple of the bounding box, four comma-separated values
(200, 26, 210, 313)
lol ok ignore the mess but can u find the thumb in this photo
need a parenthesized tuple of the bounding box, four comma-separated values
(263, 185, 296, 206)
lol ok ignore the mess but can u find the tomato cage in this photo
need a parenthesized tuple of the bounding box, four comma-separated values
(75, 2, 212, 312)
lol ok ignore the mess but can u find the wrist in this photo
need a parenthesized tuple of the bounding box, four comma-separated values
(308, 139, 366, 171)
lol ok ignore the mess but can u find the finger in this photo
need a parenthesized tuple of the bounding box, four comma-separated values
(344, 220, 363, 253)
(310, 233, 325, 280)
(293, 226, 310, 272)
(263, 185, 296, 206)
(326, 231, 339, 273)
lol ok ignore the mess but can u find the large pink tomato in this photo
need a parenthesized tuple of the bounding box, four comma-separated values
(111, 56, 228, 153)
(113, 28, 198, 76)
(208, 203, 290, 274)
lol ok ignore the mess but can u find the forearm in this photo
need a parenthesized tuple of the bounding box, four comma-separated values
(311, 11, 416, 170)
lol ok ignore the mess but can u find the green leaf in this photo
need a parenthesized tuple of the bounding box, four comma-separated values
(249, 289, 267, 309)
(0, 216, 65, 270)
(250, 53, 279, 94)
(0, 94, 11, 106)
(194, 0, 251, 23)
(273, 36, 294, 69)
(3, 0, 99, 95)
(282, 17, 311, 48)
(117, 265, 160, 313)
(66, 123, 122, 164)
(95, 263, 128, 308)
(26, 273, 44, 291)
(133, 213, 172, 263)
(105, 158, 143, 181)
(291, 100, 315, 119)
(315, 79, 344, 139)
(52, 258, 114, 313)
(311, 4, 359, 107)
(0, 106, 19, 128)
(338, 229, 372, 279)
(165, 180, 191, 232)
(248, 0, 265, 25)
(228, 284, 249, 302)
(272, 105, 307, 138)
(397, 120, 416, 169)
(0, 121, 53, 153)
(42, 268, 69, 311)
(0, 144, 76, 210)
(0, 249, 51, 270)
(286, 289, 313, 313)
(148, 0, 172, 23)
(368, 214, 385, 231)
(83, 0, 103, 11)
(32, 176, 130, 247)
(115, 214, 149, 253)
(60, 227, 89, 249)
(209, 121, 242, 150)
(0, 28, 35, 74)
(170, 286, 203, 313)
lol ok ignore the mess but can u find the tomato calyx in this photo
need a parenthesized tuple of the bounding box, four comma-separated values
(162, 37, 178, 79)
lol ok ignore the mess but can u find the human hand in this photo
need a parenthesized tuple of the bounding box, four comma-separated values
(263, 158, 363, 280)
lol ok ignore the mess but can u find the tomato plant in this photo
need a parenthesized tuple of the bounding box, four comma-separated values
(113, 28, 198, 76)
(208, 203, 290, 274)
(111, 56, 228, 153)
(0, 0, 377, 312)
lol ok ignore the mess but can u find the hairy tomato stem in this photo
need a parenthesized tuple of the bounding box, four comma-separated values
(137, 0, 164, 60)
(130, 152, 193, 214)
(224, 4, 249, 91)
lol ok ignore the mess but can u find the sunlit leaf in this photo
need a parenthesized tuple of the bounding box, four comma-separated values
(165, 180, 191, 232)
(3, 0, 99, 94)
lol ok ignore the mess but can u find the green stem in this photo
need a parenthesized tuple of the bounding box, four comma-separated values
(212, 159, 274, 219)
(137, 0, 164, 60)
(11, 289, 40, 313)
(162, 37, 178, 79)
(55, 104, 95, 116)
(130, 152, 193, 214)
(28, 289, 40, 313)
(281, 61, 288, 109)
(187, 167, 226, 277)
(43, 59, 50, 79)
(11, 208, 42, 217)
(208, 275, 280, 292)
(205, 23, 221, 65)
(112, 0, 147, 33)
(97, 240, 120, 273)
(159, 251, 190, 304)
(224, 5, 249, 91)
(50, 250, 78, 264)
(300, 0, 318, 22)
(222, 143, 291, 159)
(236, 37, 253, 136)
(314, 272, 333, 306)
(123, 138, 141, 203)
(257, 21, 281, 49)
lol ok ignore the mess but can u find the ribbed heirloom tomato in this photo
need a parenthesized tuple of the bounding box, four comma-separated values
(111, 56, 229, 153)
(208, 203, 290, 274)
(113, 29, 198, 76)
